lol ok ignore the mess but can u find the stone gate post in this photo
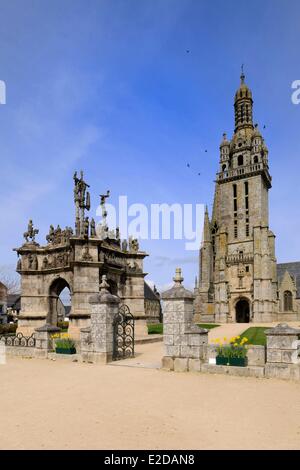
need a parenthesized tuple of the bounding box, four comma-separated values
(80, 275, 120, 363)
(265, 323, 300, 380)
(34, 324, 61, 358)
(161, 268, 208, 373)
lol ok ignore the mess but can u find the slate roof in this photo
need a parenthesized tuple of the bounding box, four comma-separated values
(144, 282, 160, 301)
(7, 294, 21, 311)
(277, 262, 300, 298)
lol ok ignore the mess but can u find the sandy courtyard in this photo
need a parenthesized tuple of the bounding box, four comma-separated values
(0, 341, 300, 450)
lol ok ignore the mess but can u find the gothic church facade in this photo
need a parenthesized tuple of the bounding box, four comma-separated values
(194, 73, 300, 323)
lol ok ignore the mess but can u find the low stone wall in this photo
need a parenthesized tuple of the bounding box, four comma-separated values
(206, 344, 265, 366)
(162, 273, 300, 382)
(201, 363, 265, 378)
(265, 363, 300, 381)
(4, 346, 36, 358)
(246, 345, 266, 366)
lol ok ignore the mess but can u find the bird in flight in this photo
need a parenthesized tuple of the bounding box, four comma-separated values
(186, 50, 190, 53)
(187, 163, 190, 168)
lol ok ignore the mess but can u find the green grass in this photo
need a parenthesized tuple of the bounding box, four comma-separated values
(147, 323, 220, 335)
(198, 323, 220, 330)
(148, 323, 163, 334)
(240, 326, 269, 346)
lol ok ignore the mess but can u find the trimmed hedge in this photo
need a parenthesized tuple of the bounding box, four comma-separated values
(0, 323, 17, 335)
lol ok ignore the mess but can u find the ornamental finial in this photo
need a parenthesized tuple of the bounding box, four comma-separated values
(173, 267, 183, 286)
(241, 64, 245, 84)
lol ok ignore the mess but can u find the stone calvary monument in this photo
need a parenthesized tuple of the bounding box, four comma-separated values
(14, 171, 157, 337)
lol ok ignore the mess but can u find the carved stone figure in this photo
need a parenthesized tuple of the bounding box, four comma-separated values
(74, 171, 90, 208)
(127, 260, 136, 271)
(90, 218, 96, 238)
(99, 190, 110, 231)
(56, 253, 65, 267)
(28, 253, 38, 270)
(46, 225, 55, 244)
(23, 220, 39, 243)
(122, 239, 128, 252)
(129, 237, 139, 253)
(47, 225, 73, 245)
(83, 217, 89, 239)
(82, 244, 93, 261)
(62, 227, 73, 244)
(74, 171, 91, 239)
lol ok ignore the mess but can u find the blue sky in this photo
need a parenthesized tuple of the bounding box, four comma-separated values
(0, 0, 300, 291)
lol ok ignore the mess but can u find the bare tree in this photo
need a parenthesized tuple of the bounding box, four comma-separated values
(0, 269, 21, 295)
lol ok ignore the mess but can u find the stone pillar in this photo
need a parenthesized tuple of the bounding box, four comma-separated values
(34, 323, 61, 358)
(80, 275, 120, 364)
(265, 323, 300, 380)
(161, 268, 208, 373)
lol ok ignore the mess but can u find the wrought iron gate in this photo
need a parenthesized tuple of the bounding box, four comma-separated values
(113, 304, 134, 360)
(0, 332, 35, 347)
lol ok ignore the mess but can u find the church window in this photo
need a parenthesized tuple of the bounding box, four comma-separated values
(222, 164, 226, 172)
(245, 219, 249, 237)
(253, 155, 258, 164)
(245, 266, 249, 272)
(234, 220, 238, 238)
(244, 183, 249, 236)
(284, 291, 293, 311)
(238, 155, 244, 166)
(233, 184, 238, 238)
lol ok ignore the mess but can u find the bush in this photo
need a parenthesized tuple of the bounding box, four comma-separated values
(0, 323, 17, 335)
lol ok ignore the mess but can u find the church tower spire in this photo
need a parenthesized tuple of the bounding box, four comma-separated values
(234, 68, 254, 133)
(203, 205, 211, 243)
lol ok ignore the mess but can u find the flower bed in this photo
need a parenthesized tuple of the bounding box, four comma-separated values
(51, 333, 76, 355)
(213, 336, 248, 367)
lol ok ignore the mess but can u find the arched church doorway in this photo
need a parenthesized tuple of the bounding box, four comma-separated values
(48, 278, 71, 326)
(235, 299, 250, 323)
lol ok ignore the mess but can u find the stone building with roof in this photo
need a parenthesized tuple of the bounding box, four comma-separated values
(144, 282, 162, 323)
(194, 73, 300, 323)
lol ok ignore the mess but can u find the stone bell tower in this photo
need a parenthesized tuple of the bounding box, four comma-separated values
(195, 71, 278, 323)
